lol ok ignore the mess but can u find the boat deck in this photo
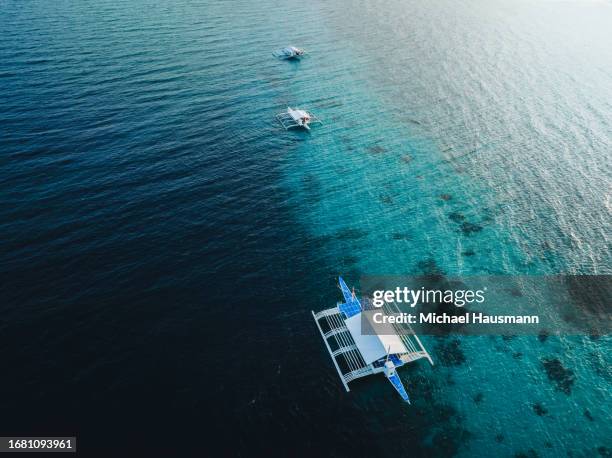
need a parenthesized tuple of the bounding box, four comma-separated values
(312, 301, 432, 392)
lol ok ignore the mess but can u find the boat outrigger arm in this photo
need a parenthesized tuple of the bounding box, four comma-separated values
(312, 277, 434, 403)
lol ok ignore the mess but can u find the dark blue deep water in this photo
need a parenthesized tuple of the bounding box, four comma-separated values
(1, 0, 611, 456)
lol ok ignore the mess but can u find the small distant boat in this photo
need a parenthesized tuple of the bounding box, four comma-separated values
(276, 107, 322, 130)
(273, 46, 306, 60)
(312, 277, 434, 403)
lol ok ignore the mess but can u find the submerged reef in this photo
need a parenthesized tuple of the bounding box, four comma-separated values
(538, 330, 549, 343)
(401, 374, 473, 456)
(428, 426, 472, 457)
(563, 275, 611, 336)
(379, 194, 393, 205)
(542, 357, 575, 394)
(416, 258, 446, 276)
(505, 286, 524, 297)
(409, 373, 436, 402)
(435, 338, 466, 366)
(334, 228, 368, 240)
(367, 144, 386, 154)
(532, 403, 548, 416)
(447, 211, 484, 235)
(449, 212, 465, 223)
(514, 449, 539, 458)
(411, 266, 472, 334)
(460, 221, 483, 235)
(598, 446, 611, 456)
(391, 232, 411, 241)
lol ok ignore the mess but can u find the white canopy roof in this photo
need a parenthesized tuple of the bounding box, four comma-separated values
(345, 310, 408, 365)
(288, 107, 309, 121)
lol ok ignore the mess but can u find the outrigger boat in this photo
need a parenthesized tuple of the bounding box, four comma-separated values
(276, 107, 322, 130)
(312, 277, 434, 403)
(272, 46, 306, 60)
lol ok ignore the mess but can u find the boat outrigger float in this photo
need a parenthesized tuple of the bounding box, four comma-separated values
(312, 277, 434, 403)
(276, 107, 322, 130)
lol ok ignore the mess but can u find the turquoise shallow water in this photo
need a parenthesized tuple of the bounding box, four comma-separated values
(275, 1, 612, 455)
(252, 0, 612, 455)
(1, 0, 611, 456)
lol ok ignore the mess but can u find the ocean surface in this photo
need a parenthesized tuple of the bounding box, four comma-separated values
(1, 0, 611, 456)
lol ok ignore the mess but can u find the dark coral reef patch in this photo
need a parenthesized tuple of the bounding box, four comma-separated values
(435, 338, 466, 366)
(391, 232, 411, 241)
(542, 357, 575, 394)
(449, 212, 465, 222)
(532, 403, 548, 416)
(335, 228, 368, 240)
(514, 449, 539, 458)
(367, 144, 386, 154)
(460, 221, 483, 235)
